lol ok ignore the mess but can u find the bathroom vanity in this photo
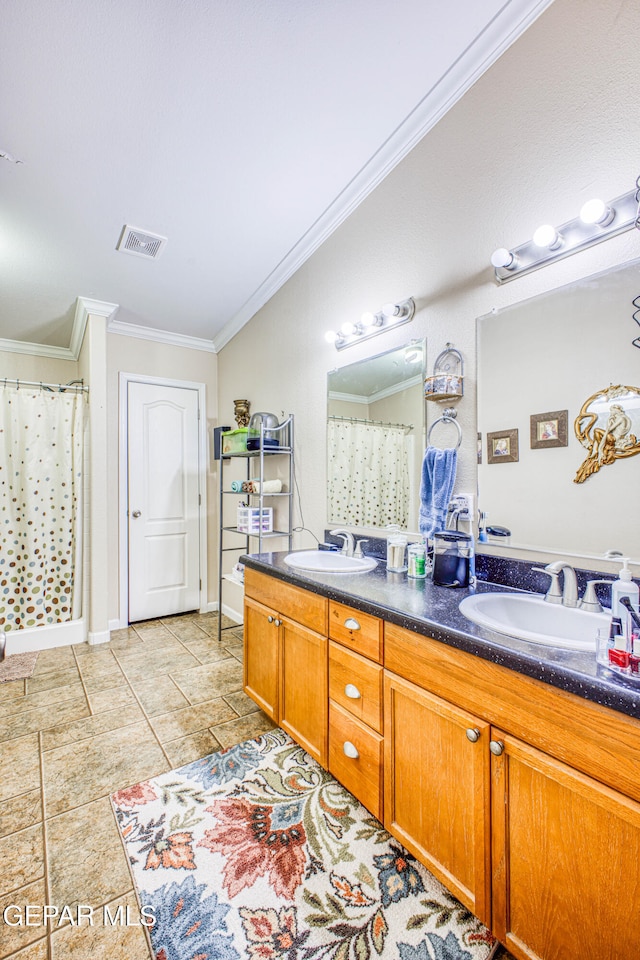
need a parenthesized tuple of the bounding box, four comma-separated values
(242, 554, 640, 960)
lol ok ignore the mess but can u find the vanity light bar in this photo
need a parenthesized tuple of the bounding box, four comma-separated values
(491, 188, 639, 284)
(326, 298, 416, 350)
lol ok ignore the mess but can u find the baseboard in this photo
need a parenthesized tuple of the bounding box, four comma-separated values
(221, 601, 244, 625)
(4, 618, 86, 655)
(88, 629, 111, 646)
(109, 617, 127, 631)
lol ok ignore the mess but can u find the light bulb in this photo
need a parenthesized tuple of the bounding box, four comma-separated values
(360, 311, 377, 328)
(382, 302, 401, 319)
(340, 321, 357, 336)
(580, 198, 614, 226)
(325, 330, 338, 344)
(533, 224, 562, 249)
(490, 247, 516, 269)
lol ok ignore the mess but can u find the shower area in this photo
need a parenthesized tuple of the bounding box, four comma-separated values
(0, 379, 87, 653)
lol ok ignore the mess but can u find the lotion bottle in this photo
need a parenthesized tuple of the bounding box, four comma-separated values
(611, 559, 640, 629)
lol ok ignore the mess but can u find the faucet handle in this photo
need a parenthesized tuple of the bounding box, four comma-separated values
(579, 579, 612, 613)
(532, 566, 563, 604)
(354, 539, 369, 559)
(332, 534, 349, 555)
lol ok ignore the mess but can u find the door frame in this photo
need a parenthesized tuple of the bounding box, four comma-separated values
(117, 372, 208, 629)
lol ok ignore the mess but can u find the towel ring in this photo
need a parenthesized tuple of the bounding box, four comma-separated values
(428, 409, 462, 450)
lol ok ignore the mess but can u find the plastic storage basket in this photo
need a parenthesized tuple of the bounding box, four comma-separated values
(221, 428, 248, 454)
(237, 506, 273, 534)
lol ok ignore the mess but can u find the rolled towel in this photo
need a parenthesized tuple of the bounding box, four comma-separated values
(230, 480, 243, 492)
(252, 479, 283, 494)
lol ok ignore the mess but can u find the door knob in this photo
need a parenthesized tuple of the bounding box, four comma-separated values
(131, 510, 141, 518)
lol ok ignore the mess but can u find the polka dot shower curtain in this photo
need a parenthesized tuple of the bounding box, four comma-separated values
(0, 384, 86, 632)
(327, 418, 410, 527)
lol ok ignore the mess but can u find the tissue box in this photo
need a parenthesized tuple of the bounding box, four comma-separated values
(221, 428, 248, 455)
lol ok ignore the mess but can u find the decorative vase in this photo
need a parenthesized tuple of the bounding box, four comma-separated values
(233, 399, 250, 427)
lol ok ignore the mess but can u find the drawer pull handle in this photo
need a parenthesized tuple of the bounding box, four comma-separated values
(343, 740, 359, 759)
(465, 727, 480, 743)
(489, 739, 505, 756)
(345, 683, 361, 700)
(344, 617, 361, 631)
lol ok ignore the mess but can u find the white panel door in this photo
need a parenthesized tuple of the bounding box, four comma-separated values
(128, 381, 200, 622)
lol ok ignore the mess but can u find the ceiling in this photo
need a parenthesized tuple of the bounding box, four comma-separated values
(1, 0, 553, 357)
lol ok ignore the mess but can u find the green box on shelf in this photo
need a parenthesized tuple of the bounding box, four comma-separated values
(221, 428, 248, 455)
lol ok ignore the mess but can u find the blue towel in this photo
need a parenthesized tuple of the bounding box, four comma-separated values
(419, 445, 458, 540)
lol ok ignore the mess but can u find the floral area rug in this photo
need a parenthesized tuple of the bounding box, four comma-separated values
(112, 728, 496, 960)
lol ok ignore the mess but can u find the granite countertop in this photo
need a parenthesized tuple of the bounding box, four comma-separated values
(241, 550, 640, 721)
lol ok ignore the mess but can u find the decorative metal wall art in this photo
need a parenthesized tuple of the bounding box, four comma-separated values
(233, 399, 251, 427)
(574, 384, 640, 483)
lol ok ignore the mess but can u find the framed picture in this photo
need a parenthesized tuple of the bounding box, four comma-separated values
(530, 409, 568, 449)
(487, 428, 519, 464)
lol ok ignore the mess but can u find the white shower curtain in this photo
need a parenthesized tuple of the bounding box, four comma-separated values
(327, 418, 410, 527)
(0, 385, 85, 632)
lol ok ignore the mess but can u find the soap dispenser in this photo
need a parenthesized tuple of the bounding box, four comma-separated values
(611, 559, 640, 623)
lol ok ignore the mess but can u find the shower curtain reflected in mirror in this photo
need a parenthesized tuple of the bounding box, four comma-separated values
(327, 418, 410, 527)
(0, 385, 86, 632)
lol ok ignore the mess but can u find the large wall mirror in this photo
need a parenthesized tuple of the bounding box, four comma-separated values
(327, 341, 425, 531)
(477, 258, 640, 562)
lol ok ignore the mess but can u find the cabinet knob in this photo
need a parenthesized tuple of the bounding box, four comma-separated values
(344, 617, 361, 631)
(274, 618, 282, 627)
(344, 683, 361, 700)
(343, 740, 359, 759)
(267, 615, 274, 623)
(489, 739, 505, 756)
(465, 727, 480, 743)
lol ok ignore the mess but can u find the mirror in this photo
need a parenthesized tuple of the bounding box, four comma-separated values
(477, 258, 640, 562)
(327, 341, 425, 530)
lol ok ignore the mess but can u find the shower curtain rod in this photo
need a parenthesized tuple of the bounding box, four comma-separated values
(328, 414, 413, 432)
(1, 377, 88, 393)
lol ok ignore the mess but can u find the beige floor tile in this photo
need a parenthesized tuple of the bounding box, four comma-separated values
(4, 938, 49, 959)
(116, 648, 200, 683)
(180, 637, 234, 664)
(87, 685, 138, 715)
(107, 626, 144, 648)
(129, 675, 190, 717)
(41, 702, 144, 752)
(211, 710, 276, 748)
(163, 619, 209, 642)
(0, 697, 90, 744)
(75, 649, 122, 676)
(0, 823, 44, 893)
(163, 729, 221, 768)
(150, 698, 237, 743)
(130, 623, 173, 642)
(223, 689, 261, 717)
(0, 734, 41, 803)
(26, 666, 81, 694)
(0, 678, 26, 702)
(172, 657, 243, 704)
(32, 645, 76, 675)
(42, 721, 168, 818)
(0, 682, 86, 720)
(0, 878, 47, 958)
(191, 613, 236, 635)
(0, 789, 42, 838)
(50, 891, 150, 959)
(80, 671, 129, 695)
(46, 797, 133, 915)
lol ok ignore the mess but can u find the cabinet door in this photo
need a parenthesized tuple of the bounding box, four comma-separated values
(279, 616, 328, 766)
(384, 672, 491, 925)
(491, 730, 640, 960)
(243, 596, 279, 720)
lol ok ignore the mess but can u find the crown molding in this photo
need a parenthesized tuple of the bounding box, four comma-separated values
(213, 0, 555, 352)
(0, 337, 77, 360)
(107, 317, 216, 353)
(0, 297, 119, 361)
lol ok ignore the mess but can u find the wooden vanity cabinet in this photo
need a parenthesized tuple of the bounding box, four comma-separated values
(243, 569, 328, 765)
(328, 602, 384, 819)
(385, 620, 640, 960)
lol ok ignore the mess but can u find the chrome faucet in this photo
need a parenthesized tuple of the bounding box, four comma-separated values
(330, 528, 355, 557)
(533, 560, 579, 608)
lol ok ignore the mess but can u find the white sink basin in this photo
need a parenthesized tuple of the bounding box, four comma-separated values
(284, 550, 377, 574)
(459, 592, 610, 651)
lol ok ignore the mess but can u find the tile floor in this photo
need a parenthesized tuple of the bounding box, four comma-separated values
(0, 611, 514, 960)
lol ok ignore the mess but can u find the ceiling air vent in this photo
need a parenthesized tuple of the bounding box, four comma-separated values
(116, 225, 167, 260)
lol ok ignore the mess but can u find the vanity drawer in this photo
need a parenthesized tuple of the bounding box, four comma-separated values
(244, 568, 327, 635)
(329, 701, 383, 821)
(329, 601, 383, 663)
(329, 641, 383, 733)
